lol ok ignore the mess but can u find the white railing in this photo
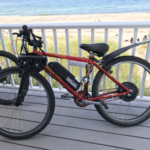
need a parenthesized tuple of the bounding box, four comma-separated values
(0, 21, 150, 97)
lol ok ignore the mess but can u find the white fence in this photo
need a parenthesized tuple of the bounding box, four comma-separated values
(0, 21, 150, 96)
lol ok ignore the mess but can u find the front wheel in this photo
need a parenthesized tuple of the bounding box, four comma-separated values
(92, 56, 150, 126)
(0, 67, 55, 139)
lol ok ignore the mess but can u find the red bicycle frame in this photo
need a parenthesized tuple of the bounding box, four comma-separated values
(33, 50, 131, 102)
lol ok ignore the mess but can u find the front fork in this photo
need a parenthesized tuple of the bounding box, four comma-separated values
(15, 71, 29, 106)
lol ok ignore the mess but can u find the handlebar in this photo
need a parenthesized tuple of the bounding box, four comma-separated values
(12, 25, 43, 49)
(12, 25, 44, 55)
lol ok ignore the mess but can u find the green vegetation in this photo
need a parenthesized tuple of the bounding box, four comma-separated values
(1, 35, 150, 96)
(141, 43, 148, 49)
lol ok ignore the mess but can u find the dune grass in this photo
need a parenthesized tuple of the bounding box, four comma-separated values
(1, 35, 150, 96)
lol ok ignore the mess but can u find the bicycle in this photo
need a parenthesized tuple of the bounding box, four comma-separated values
(0, 25, 150, 139)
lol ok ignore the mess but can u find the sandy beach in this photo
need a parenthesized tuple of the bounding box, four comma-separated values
(0, 13, 150, 46)
(1, 13, 150, 23)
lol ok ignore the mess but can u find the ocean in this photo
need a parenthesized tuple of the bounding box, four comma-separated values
(0, 0, 150, 16)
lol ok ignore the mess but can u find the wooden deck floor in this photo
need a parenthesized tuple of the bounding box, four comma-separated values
(0, 93, 150, 150)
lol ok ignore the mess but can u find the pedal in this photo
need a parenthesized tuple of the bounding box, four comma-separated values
(61, 94, 73, 99)
(61, 94, 74, 102)
(103, 103, 109, 109)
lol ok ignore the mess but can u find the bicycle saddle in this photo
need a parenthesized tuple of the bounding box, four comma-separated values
(79, 43, 109, 57)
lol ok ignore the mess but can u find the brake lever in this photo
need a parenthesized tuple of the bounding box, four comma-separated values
(12, 32, 22, 37)
(34, 34, 42, 40)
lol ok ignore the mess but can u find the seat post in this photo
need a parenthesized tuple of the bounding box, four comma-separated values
(89, 52, 95, 60)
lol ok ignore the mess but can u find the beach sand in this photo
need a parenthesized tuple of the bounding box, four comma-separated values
(0, 13, 150, 46)
(1, 13, 150, 23)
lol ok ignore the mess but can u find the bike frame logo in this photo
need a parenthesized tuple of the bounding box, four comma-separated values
(66, 76, 78, 89)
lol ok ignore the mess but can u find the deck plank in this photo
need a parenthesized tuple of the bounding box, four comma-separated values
(0, 135, 126, 150)
(0, 141, 43, 150)
(0, 93, 149, 150)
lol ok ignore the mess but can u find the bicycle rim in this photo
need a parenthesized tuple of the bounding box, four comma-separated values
(0, 53, 17, 102)
(97, 59, 150, 123)
(0, 68, 51, 136)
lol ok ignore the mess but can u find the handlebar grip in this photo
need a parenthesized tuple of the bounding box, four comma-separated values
(22, 25, 30, 36)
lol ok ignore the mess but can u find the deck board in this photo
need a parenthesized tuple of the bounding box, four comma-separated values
(0, 141, 43, 150)
(0, 93, 150, 150)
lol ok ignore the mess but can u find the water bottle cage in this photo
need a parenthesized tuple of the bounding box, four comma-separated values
(18, 53, 47, 74)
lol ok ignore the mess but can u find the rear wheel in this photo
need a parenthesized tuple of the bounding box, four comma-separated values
(92, 56, 150, 126)
(0, 67, 55, 139)
(0, 51, 18, 104)
(0, 51, 17, 68)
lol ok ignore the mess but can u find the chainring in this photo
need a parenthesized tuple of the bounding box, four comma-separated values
(74, 91, 90, 107)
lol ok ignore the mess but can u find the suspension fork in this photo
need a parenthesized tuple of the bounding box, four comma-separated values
(15, 71, 29, 106)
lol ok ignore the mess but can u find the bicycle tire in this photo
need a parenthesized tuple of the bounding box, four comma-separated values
(0, 67, 55, 139)
(0, 51, 18, 105)
(0, 50, 18, 65)
(92, 56, 150, 126)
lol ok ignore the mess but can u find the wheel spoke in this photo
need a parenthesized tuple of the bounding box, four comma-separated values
(0, 67, 54, 139)
(95, 57, 150, 126)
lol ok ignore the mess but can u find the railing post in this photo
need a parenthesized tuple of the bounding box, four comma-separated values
(116, 28, 123, 85)
(129, 28, 138, 82)
(41, 29, 52, 86)
(9, 29, 18, 57)
(91, 29, 95, 87)
(65, 29, 71, 72)
(78, 29, 82, 84)
(53, 29, 62, 90)
(0, 29, 11, 67)
(103, 29, 108, 91)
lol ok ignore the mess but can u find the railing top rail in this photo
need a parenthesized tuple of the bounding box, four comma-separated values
(0, 21, 150, 29)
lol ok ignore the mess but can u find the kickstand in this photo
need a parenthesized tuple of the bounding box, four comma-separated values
(100, 101, 109, 109)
